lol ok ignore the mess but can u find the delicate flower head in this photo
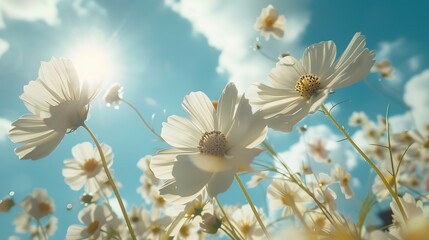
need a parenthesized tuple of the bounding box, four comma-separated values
(308, 138, 330, 163)
(150, 83, 267, 203)
(9, 57, 101, 160)
(104, 83, 123, 109)
(230, 204, 265, 239)
(254, 5, 286, 40)
(248, 33, 375, 132)
(66, 204, 116, 240)
(267, 178, 311, 217)
(21, 188, 55, 220)
(348, 111, 369, 126)
(372, 59, 394, 79)
(62, 142, 113, 193)
(331, 165, 353, 199)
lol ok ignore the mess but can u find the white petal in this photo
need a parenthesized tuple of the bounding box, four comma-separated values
(39, 58, 80, 102)
(302, 40, 337, 77)
(217, 82, 238, 134)
(66, 225, 87, 240)
(266, 103, 311, 132)
(207, 167, 236, 197)
(190, 153, 233, 173)
(160, 155, 211, 197)
(9, 115, 66, 160)
(161, 115, 202, 148)
(182, 91, 216, 132)
(269, 56, 304, 89)
(71, 142, 95, 162)
(151, 148, 195, 179)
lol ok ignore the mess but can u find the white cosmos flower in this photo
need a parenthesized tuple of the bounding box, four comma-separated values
(150, 83, 267, 203)
(21, 188, 55, 220)
(254, 5, 286, 40)
(104, 83, 123, 109)
(62, 142, 113, 193)
(248, 33, 375, 132)
(9, 57, 101, 160)
(66, 204, 116, 240)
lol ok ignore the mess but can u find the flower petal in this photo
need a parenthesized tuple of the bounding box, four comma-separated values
(302, 40, 336, 77)
(161, 115, 202, 148)
(217, 82, 238, 134)
(9, 115, 66, 160)
(207, 167, 236, 197)
(182, 91, 216, 132)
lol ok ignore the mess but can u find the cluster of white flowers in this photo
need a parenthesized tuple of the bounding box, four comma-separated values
(6, 4, 429, 240)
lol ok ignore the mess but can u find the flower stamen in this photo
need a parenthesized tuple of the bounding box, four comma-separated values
(198, 131, 227, 156)
(295, 74, 321, 99)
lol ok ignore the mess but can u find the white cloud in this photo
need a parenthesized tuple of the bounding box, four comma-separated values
(0, 118, 12, 141)
(73, 0, 106, 16)
(404, 69, 429, 132)
(0, 38, 9, 58)
(0, 0, 61, 28)
(144, 97, 157, 106)
(165, 0, 310, 92)
(408, 55, 422, 71)
(277, 125, 358, 172)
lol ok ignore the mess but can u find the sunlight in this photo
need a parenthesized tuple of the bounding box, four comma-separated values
(67, 37, 120, 84)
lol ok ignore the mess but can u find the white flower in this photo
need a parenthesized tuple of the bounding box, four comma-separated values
(62, 142, 113, 193)
(348, 111, 368, 126)
(21, 188, 55, 220)
(9, 57, 101, 160)
(104, 83, 123, 109)
(372, 60, 394, 79)
(267, 178, 311, 217)
(331, 165, 353, 199)
(66, 204, 116, 240)
(254, 5, 286, 40)
(230, 204, 265, 240)
(308, 138, 330, 163)
(248, 33, 374, 132)
(390, 193, 423, 226)
(150, 83, 267, 203)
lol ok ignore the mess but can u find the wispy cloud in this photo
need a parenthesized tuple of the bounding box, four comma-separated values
(404, 69, 429, 132)
(0, 38, 9, 58)
(0, 118, 11, 141)
(165, 0, 310, 92)
(0, 0, 61, 28)
(277, 125, 358, 172)
(144, 97, 157, 107)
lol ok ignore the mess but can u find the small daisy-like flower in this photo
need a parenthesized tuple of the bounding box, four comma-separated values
(248, 33, 374, 132)
(9, 57, 101, 160)
(62, 142, 113, 193)
(372, 60, 394, 78)
(390, 193, 423, 226)
(21, 188, 55, 220)
(267, 178, 311, 217)
(230, 204, 265, 240)
(150, 83, 267, 203)
(254, 5, 286, 40)
(308, 138, 330, 163)
(348, 111, 369, 126)
(331, 165, 353, 199)
(104, 83, 123, 109)
(66, 204, 115, 240)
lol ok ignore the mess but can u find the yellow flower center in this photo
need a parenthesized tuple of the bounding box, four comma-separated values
(83, 159, 99, 173)
(198, 131, 227, 156)
(295, 74, 321, 99)
(179, 224, 190, 237)
(264, 16, 276, 27)
(155, 195, 166, 206)
(38, 202, 52, 215)
(240, 223, 253, 236)
(86, 220, 100, 235)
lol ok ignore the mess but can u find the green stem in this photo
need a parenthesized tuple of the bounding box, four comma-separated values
(83, 124, 137, 240)
(215, 197, 243, 240)
(321, 105, 408, 221)
(121, 98, 164, 141)
(234, 174, 271, 239)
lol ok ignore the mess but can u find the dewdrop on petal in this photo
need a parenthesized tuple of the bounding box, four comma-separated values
(104, 83, 123, 109)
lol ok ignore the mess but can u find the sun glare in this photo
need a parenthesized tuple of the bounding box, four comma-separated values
(67, 37, 120, 84)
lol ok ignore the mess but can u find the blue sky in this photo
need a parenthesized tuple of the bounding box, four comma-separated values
(1, 0, 429, 238)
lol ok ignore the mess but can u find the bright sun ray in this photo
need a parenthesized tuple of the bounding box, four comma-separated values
(66, 35, 120, 85)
